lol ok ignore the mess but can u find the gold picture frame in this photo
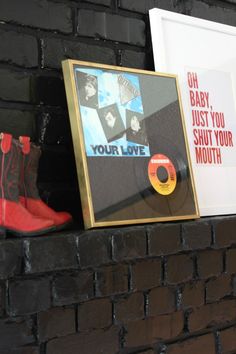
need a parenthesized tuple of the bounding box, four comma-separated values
(62, 60, 199, 229)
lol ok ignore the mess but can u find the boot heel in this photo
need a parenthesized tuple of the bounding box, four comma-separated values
(0, 228, 6, 239)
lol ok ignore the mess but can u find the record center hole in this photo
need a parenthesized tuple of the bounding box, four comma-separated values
(157, 166, 168, 183)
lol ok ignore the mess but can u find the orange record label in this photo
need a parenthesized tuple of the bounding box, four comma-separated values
(148, 154, 177, 195)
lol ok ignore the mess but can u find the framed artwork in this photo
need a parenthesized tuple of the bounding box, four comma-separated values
(62, 60, 199, 229)
(149, 8, 236, 216)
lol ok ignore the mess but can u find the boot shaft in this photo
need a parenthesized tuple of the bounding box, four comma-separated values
(20, 136, 40, 199)
(0, 133, 21, 201)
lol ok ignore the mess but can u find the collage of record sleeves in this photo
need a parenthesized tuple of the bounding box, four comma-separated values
(75, 68, 150, 158)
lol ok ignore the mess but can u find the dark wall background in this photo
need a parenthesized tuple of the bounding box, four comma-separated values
(1, 0, 236, 223)
(0, 0, 155, 223)
(1, 1, 236, 354)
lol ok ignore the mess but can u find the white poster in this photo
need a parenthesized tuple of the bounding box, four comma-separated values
(149, 8, 236, 216)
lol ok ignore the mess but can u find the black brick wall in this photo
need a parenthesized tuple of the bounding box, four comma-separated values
(1, 1, 236, 353)
(0, 216, 235, 353)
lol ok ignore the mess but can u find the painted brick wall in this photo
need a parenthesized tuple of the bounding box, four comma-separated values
(1, 0, 236, 353)
(0, 216, 236, 353)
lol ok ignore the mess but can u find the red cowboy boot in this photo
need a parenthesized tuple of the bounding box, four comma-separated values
(19, 136, 72, 230)
(0, 133, 55, 237)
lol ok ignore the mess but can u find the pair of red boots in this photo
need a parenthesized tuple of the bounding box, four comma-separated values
(0, 132, 72, 237)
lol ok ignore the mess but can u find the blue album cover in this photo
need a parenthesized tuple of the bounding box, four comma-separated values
(75, 68, 150, 157)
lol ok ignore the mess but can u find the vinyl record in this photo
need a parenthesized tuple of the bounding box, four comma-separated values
(148, 153, 177, 196)
(133, 136, 190, 216)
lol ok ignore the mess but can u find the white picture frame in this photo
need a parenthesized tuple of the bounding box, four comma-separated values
(149, 8, 236, 216)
